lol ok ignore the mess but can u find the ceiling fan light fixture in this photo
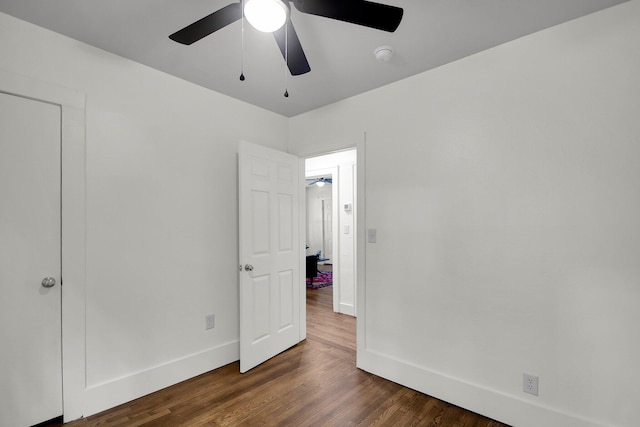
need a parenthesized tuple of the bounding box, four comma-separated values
(244, 0, 289, 33)
(316, 180, 325, 187)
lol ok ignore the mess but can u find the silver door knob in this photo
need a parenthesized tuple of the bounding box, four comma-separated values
(41, 277, 56, 288)
(244, 264, 254, 272)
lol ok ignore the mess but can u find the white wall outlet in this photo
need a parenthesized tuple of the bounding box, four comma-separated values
(367, 228, 377, 243)
(205, 314, 215, 330)
(523, 373, 539, 396)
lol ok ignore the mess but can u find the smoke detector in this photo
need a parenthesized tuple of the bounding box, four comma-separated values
(374, 45, 394, 62)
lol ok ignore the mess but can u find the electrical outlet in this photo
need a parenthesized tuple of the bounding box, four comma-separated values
(367, 228, 377, 243)
(523, 373, 539, 396)
(205, 314, 215, 330)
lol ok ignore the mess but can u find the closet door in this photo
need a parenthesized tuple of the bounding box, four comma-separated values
(0, 92, 63, 426)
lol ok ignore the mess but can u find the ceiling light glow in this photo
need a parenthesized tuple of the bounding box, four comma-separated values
(244, 0, 289, 33)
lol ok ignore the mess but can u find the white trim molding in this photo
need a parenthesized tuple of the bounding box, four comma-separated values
(83, 341, 239, 417)
(357, 348, 611, 427)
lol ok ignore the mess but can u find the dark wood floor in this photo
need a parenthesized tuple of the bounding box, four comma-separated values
(52, 287, 509, 426)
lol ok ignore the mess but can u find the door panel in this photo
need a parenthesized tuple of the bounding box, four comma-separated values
(277, 270, 294, 329)
(251, 274, 271, 342)
(0, 92, 62, 426)
(278, 194, 293, 251)
(251, 190, 270, 254)
(239, 141, 301, 373)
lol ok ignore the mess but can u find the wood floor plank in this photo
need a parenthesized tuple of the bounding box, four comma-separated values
(49, 286, 509, 427)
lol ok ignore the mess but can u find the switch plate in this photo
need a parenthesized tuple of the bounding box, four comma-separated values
(205, 314, 215, 330)
(367, 228, 377, 243)
(344, 225, 350, 234)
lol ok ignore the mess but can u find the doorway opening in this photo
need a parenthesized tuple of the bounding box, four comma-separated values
(305, 172, 333, 286)
(304, 149, 357, 316)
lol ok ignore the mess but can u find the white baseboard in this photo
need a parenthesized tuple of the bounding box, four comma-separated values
(357, 348, 610, 427)
(82, 340, 239, 417)
(339, 302, 355, 316)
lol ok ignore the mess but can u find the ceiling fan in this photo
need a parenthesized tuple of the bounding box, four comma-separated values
(307, 177, 332, 187)
(169, 0, 404, 76)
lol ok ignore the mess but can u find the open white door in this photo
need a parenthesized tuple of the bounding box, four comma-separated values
(238, 140, 303, 373)
(0, 92, 63, 425)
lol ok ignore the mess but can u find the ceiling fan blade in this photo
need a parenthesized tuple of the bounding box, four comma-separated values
(293, 0, 403, 32)
(169, 2, 242, 45)
(274, 20, 311, 76)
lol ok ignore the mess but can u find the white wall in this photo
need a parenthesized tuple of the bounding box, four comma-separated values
(290, 2, 640, 427)
(0, 11, 288, 419)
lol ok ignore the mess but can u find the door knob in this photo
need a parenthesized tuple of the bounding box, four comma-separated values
(244, 264, 254, 272)
(41, 277, 56, 288)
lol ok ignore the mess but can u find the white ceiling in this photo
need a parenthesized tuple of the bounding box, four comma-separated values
(0, 0, 628, 117)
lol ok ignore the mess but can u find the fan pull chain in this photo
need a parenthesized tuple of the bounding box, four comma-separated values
(239, 0, 245, 81)
(284, 20, 289, 98)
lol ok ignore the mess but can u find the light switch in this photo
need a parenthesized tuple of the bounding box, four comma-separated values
(367, 228, 377, 243)
(344, 225, 350, 234)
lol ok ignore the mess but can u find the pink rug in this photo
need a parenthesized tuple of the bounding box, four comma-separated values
(307, 271, 332, 289)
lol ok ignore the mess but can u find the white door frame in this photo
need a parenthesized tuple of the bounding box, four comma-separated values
(0, 70, 87, 422)
(304, 147, 358, 317)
